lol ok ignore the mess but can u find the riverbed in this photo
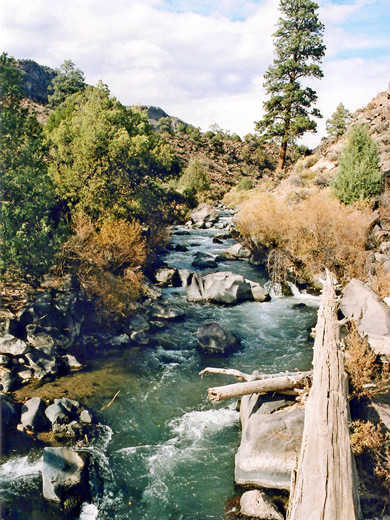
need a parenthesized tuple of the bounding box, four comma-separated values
(0, 208, 319, 520)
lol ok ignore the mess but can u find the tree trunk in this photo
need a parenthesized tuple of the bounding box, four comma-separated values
(287, 271, 361, 520)
(206, 372, 311, 402)
(277, 140, 288, 171)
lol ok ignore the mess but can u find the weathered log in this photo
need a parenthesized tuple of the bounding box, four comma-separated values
(206, 372, 311, 402)
(199, 367, 312, 382)
(287, 271, 361, 520)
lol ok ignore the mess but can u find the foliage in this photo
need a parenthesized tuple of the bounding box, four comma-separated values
(177, 159, 210, 197)
(236, 178, 253, 191)
(0, 53, 65, 278)
(47, 59, 86, 108)
(350, 420, 387, 455)
(46, 82, 180, 224)
(333, 123, 383, 204)
(255, 0, 325, 170)
(344, 323, 390, 398)
(236, 190, 372, 283)
(158, 116, 173, 134)
(326, 103, 351, 140)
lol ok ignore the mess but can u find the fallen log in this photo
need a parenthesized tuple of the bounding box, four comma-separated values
(287, 271, 361, 520)
(199, 367, 312, 382)
(206, 372, 312, 402)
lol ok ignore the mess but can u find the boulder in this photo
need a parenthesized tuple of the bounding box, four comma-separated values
(127, 314, 150, 333)
(42, 447, 89, 511)
(340, 278, 390, 336)
(27, 332, 56, 356)
(25, 349, 57, 379)
(130, 331, 149, 344)
(247, 281, 271, 303)
(62, 354, 83, 371)
(53, 420, 83, 441)
(240, 489, 284, 520)
(186, 272, 253, 305)
(0, 334, 30, 356)
(0, 393, 18, 428)
(45, 402, 71, 425)
(80, 409, 93, 424)
(224, 243, 251, 260)
(109, 334, 131, 348)
(189, 203, 219, 228)
(21, 397, 50, 431)
(235, 394, 304, 490)
(197, 321, 240, 355)
(192, 251, 219, 269)
(148, 302, 185, 320)
(5, 317, 26, 339)
(0, 355, 10, 366)
(0, 367, 14, 392)
(178, 269, 192, 288)
(54, 397, 79, 414)
(154, 267, 180, 287)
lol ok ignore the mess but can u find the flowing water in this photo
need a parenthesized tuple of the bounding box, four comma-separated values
(0, 209, 319, 520)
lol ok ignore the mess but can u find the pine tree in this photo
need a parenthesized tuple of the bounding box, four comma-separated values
(326, 103, 351, 140)
(47, 59, 85, 108)
(333, 123, 382, 204)
(256, 0, 326, 170)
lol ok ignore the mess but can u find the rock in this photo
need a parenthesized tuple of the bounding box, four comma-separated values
(190, 203, 219, 228)
(42, 447, 89, 511)
(197, 321, 240, 355)
(0, 355, 10, 366)
(0, 393, 18, 428)
(27, 331, 56, 356)
(0, 334, 30, 356)
(142, 279, 163, 299)
(53, 420, 83, 441)
(80, 409, 92, 424)
(212, 237, 223, 244)
(235, 394, 304, 490)
(17, 369, 33, 382)
(154, 267, 180, 287)
(186, 271, 253, 305)
(192, 251, 219, 269)
(109, 334, 131, 348)
(264, 281, 293, 298)
(5, 317, 26, 339)
(224, 243, 251, 260)
(340, 278, 390, 336)
(25, 349, 57, 379)
(247, 281, 270, 303)
(54, 397, 80, 414)
(0, 367, 14, 392)
(62, 354, 83, 371)
(240, 489, 284, 520)
(45, 402, 71, 425)
(130, 331, 149, 344)
(380, 241, 390, 255)
(178, 269, 192, 288)
(148, 302, 185, 320)
(21, 397, 50, 431)
(127, 314, 150, 333)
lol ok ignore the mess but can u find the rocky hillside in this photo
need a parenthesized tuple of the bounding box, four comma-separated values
(16, 59, 56, 105)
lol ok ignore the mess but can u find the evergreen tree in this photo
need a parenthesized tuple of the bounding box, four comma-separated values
(47, 59, 86, 108)
(326, 103, 351, 140)
(333, 123, 382, 204)
(0, 53, 64, 278)
(256, 0, 325, 170)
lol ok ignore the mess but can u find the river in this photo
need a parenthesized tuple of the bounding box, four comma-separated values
(0, 208, 319, 520)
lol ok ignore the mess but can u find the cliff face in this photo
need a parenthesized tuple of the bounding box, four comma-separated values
(16, 59, 56, 105)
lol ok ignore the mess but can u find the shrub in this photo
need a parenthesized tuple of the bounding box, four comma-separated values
(333, 123, 383, 204)
(350, 420, 386, 455)
(236, 178, 253, 191)
(177, 159, 210, 196)
(236, 190, 372, 283)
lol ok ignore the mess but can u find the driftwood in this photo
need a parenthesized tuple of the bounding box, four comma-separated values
(205, 372, 312, 402)
(199, 367, 312, 382)
(287, 271, 361, 520)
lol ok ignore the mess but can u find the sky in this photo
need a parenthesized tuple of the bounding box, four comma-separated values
(0, 0, 389, 148)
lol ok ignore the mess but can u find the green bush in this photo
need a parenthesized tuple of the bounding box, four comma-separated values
(237, 178, 253, 191)
(177, 159, 210, 195)
(333, 123, 382, 204)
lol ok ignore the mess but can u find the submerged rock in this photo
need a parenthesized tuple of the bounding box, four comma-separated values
(197, 321, 240, 355)
(235, 394, 304, 490)
(42, 447, 89, 511)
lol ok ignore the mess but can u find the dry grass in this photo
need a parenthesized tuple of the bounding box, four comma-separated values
(350, 419, 386, 455)
(344, 323, 390, 399)
(235, 189, 373, 283)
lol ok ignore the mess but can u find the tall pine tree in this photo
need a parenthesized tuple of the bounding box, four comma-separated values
(256, 0, 325, 170)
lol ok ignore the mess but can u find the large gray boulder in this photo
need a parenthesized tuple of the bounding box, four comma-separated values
(189, 203, 219, 228)
(25, 350, 57, 380)
(197, 321, 240, 355)
(192, 251, 219, 269)
(0, 334, 29, 356)
(340, 278, 390, 336)
(21, 397, 50, 431)
(0, 393, 18, 428)
(235, 394, 304, 490)
(240, 489, 284, 520)
(154, 267, 180, 287)
(42, 447, 89, 511)
(0, 367, 14, 392)
(186, 271, 260, 305)
(224, 243, 251, 260)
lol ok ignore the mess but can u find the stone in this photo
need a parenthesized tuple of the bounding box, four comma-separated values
(25, 349, 57, 379)
(240, 489, 283, 520)
(178, 269, 192, 288)
(197, 321, 240, 355)
(21, 397, 50, 431)
(53, 420, 83, 441)
(80, 409, 92, 424)
(5, 317, 26, 339)
(340, 278, 390, 336)
(247, 281, 271, 303)
(192, 251, 218, 269)
(148, 302, 185, 320)
(27, 332, 56, 356)
(235, 394, 304, 490)
(186, 271, 254, 305)
(109, 334, 131, 348)
(62, 354, 83, 371)
(190, 203, 219, 228)
(154, 267, 180, 287)
(17, 369, 33, 382)
(130, 331, 149, 344)
(54, 397, 80, 414)
(42, 447, 89, 511)
(0, 393, 18, 428)
(0, 355, 10, 366)
(224, 243, 251, 260)
(0, 334, 30, 356)
(128, 314, 150, 333)
(0, 367, 14, 392)
(45, 402, 71, 425)
(142, 279, 163, 300)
